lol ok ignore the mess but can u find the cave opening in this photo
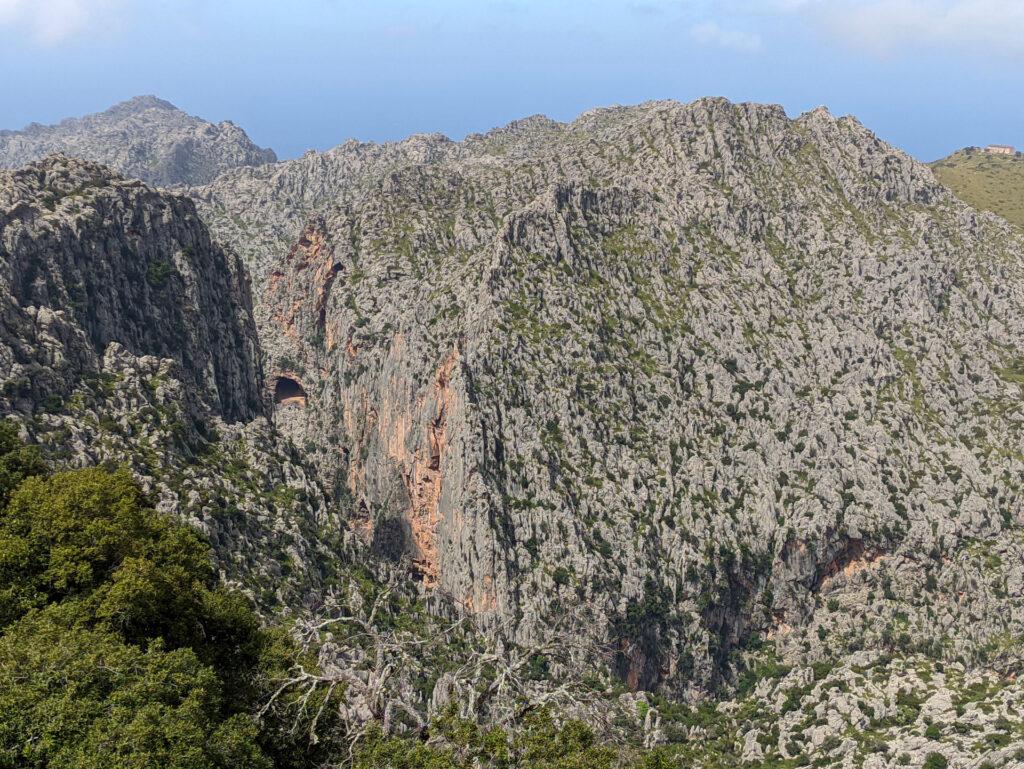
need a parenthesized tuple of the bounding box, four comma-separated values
(273, 375, 307, 406)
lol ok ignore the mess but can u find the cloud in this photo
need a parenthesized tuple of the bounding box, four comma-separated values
(690, 20, 763, 51)
(778, 0, 1024, 57)
(0, 0, 126, 45)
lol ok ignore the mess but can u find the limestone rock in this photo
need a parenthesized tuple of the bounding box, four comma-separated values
(0, 155, 342, 608)
(196, 98, 1024, 696)
(0, 155, 264, 422)
(0, 96, 276, 187)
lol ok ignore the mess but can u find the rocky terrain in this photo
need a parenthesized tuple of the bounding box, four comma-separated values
(651, 650, 1024, 767)
(194, 99, 1024, 698)
(933, 147, 1024, 230)
(0, 155, 343, 608)
(4, 99, 1024, 766)
(0, 96, 277, 187)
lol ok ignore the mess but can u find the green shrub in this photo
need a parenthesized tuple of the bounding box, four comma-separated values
(353, 709, 620, 769)
(0, 421, 45, 510)
(0, 447, 319, 768)
(146, 258, 173, 287)
(0, 614, 271, 769)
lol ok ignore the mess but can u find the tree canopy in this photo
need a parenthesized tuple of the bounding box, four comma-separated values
(0, 424, 285, 769)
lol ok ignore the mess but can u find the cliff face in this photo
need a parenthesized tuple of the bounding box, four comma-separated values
(0, 155, 264, 423)
(201, 98, 1024, 693)
(0, 155, 344, 608)
(0, 96, 277, 187)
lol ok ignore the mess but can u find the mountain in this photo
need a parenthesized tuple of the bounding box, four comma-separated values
(198, 98, 1024, 697)
(0, 96, 277, 187)
(4, 100, 1024, 767)
(0, 155, 342, 606)
(932, 146, 1024, 229)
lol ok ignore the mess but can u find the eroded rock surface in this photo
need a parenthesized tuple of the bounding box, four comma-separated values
(0, 156, 343, 608)
(0, 96, 277, 187)
(197, 98, 1024, 696)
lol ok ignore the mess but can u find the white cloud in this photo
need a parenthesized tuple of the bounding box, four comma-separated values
(0, 0, 126, 45)
(777, 0, 1024, 57)
(691, 20, 763, 51)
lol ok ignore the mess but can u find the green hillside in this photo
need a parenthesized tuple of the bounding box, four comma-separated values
(932, 147, 1024, 228)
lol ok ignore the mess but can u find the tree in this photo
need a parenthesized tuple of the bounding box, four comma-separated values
(0, 420, 45, 510)
(0, 449, 298, 768)
(0, 613, 270, 769)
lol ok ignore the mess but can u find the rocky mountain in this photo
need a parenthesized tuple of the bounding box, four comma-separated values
(0, 96, 277, 187)
(932, 147, 1024, 229)
(5, 99, 1024, 767)
(0, 155, 343, 607)
(194, 97, 1024, 706)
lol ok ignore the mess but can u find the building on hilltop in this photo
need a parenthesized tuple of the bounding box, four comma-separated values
(986, 144, 1015, 155)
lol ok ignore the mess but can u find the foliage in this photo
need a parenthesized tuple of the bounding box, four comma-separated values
(0, 614, 270, 769)
(146, 257, 173, 287)
(351, 709, 623, 769)
(0, 421, 45, 510)
(0, 433, 315, 768)
(923, 752, 949, 769)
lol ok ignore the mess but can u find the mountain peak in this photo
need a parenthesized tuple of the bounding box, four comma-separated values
(0, 97, 276, 186)
(106, 94, 180, 115)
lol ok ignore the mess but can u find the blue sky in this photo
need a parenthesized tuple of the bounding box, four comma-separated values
(0, 0, 1021, 161)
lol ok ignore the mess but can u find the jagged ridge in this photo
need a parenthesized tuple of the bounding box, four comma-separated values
(0, 96, 277, 186)
(198, 98, 1024, 697)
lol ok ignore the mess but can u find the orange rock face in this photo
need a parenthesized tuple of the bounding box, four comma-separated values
(397, 349, 458, 588)
(265, 218, 340, 345)
(341, 345, 460, 590)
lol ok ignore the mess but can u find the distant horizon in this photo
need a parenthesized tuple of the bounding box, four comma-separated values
(1, 1, 1022, 164)
(1, 91, 1015, 166)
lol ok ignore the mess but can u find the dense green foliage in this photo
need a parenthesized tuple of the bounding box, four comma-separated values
(0, 423, 45, 511)
(0, 425, 298, 769)
(350, 709, 681, 769)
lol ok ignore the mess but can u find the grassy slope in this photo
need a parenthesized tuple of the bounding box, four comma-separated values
(932, 148, 1024, 229)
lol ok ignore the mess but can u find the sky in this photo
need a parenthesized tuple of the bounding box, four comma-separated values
(0, 0, 1021, 162)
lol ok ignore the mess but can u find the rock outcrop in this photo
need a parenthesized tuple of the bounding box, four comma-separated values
(0, 155, 264, 422)
(0, 96, 277, 187)
(0, 155, 344, 608)
(197, 98, 1024, 695)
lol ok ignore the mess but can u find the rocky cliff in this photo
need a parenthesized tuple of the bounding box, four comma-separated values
(197, 98, 1024, 697)
(4, 99, 1024, 767)
(0, 96, 277, 187)
(0, 155, 264, 422)
(0, 155, 344, 607)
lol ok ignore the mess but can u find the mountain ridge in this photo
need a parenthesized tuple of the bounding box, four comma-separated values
(197, 96, 1024, 692)
(0, 96, 277, 186)
(3, 97, 1024, 767)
